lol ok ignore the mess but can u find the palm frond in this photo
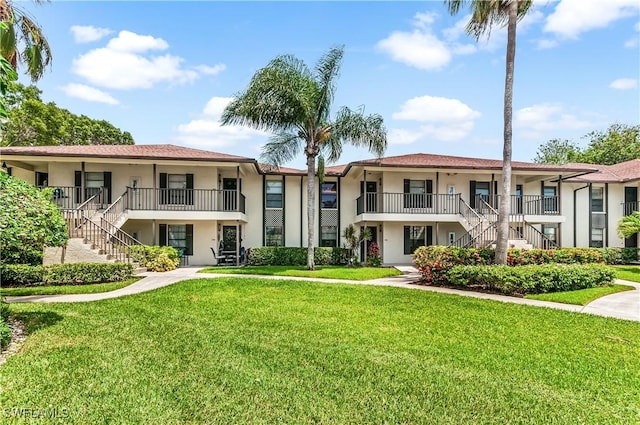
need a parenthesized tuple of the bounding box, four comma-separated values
(259, 131, 303, 167)
(446, 0, 533, 40)
(314, 45, 344, 126)
(332, 106, 387, 158)
(19, 14, 52, 81)
(221, 54, 316, 134)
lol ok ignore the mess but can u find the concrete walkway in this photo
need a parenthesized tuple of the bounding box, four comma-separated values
(5, 266, 640, 322)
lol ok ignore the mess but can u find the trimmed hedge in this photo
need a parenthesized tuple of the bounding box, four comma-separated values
(247, 247, 349, 266)
(446, 264, 615, 295)
(414, 246, 611, 284)
(0, 262, 134, 287)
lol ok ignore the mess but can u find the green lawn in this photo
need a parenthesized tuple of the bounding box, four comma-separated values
(2, 277, 639, 424)
(199, 265, 402, 280)
(612, 265, 640, 283)
(0, 278, 141, 297)
(525, 284, 635, 305)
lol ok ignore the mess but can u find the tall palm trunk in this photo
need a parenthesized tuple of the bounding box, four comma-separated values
(495, 0, 518, 265)
(306, 153, 316, 270)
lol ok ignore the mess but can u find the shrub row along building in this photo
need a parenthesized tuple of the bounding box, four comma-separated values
(1, 145, 638, 265)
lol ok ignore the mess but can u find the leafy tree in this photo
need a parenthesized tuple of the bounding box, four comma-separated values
(0, 0, 52, 81)
(222, 46, 387, 269)
(0, 172, 67, 264)
(0, 83, 134, 146)
(580, 124, 639, 165)
(533, 138, 582, 164)
(534, 124, 639, 165)
(618, 211, 640, 239)
(446, 0, 533, 265)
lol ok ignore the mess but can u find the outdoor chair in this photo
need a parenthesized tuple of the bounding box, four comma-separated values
(210, 247, 227, 266)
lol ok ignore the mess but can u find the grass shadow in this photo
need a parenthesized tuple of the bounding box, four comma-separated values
(11, 311, 64, 334)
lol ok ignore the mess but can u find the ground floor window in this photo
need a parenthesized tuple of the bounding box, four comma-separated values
(404, 226, 432, 255)
(321, 225, 338, 247)
(159, 224, 193, 255)
(265, 226, 283, 246)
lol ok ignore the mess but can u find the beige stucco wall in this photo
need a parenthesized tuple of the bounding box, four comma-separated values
(284, 175, 303, 246)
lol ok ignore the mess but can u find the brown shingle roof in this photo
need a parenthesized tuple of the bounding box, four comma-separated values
(345, 153, 597, 174)
(565, 159, 640, 183)
(0, 144, 254, 162)
(258, 163, 305, 175)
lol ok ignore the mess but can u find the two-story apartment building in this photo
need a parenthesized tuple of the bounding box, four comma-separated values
(1, 145, 636, 265)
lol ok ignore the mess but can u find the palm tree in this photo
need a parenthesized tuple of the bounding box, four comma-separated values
(445, 0, 532, 264)
(222, 46, 387, 269)
(0, 0, 52, 81)
(618, 211, 640, 239)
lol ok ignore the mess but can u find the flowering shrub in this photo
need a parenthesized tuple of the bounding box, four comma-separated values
(366, 242, 382, 267)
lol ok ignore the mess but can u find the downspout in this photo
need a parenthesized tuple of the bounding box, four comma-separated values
(262, 174, 266, 246)
(573, 184, 589, 247)
(236, 166, 240, 212)
(282, 174, 286, 246)
(605, 183, 609, 247)
(152, 163, 157, 245)
(300, 176, 303, 247)
(557, 175, 562, 247)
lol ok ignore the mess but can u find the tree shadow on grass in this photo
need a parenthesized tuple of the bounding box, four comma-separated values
(12, 311, 63, 334)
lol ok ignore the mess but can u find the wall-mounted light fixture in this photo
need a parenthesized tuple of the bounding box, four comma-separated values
(1, 161, 7, 169)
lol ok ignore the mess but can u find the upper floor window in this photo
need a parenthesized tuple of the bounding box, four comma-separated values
(266, 181, 283, 209)
(591, 187, 604, 212)
(321, 182, 337, 209)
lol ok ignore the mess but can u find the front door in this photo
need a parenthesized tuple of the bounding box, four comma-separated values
(360, 226, 377, 262)
(35, 172, 48, 187)
(543, 186, 557, 214)
(223, 178, 239, 211)
(515, 184, 523, 214)
(222, 225, 239, 252)
(360, 181, 377, 213)
(624, 187, 638, 248)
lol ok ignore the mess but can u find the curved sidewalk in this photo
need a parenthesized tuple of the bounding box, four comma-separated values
(5, 267, 640, 322)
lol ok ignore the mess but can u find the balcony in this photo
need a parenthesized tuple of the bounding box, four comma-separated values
(356, 193, 461, 215)
(478, 195, 560, 216)
(623, 201, 639, 216)
(125, 188, 245, 213)
(40, 186, 110, 210)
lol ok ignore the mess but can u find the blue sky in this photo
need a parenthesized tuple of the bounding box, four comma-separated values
(19, 0, 640, 168)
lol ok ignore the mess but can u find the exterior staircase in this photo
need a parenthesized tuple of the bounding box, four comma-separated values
(453, 195, 556, 249)
(47, 188, 145, 265)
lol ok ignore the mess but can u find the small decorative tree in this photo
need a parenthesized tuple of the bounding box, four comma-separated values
(342, 224, 371, 267)
(618, 211, 640, 239)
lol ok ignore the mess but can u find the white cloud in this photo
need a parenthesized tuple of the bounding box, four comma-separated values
(377, 30, 452, 70)
(72, 30, 225, 90)
(536, 39, 559, 50)
(610, 78, 638, 90)
(544, 0, 640, 39)
(106, 30, 169, 53)
(514, 103, 592, 139)
(194, 64, 227, 76)
(174, 97, 268, 149)
(625, 21, 640, 47)
(70, 25, 112, 43)
(393, 95, 481, 123)
(61, 83, 119, 105)
(389, 95, 481, 144)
